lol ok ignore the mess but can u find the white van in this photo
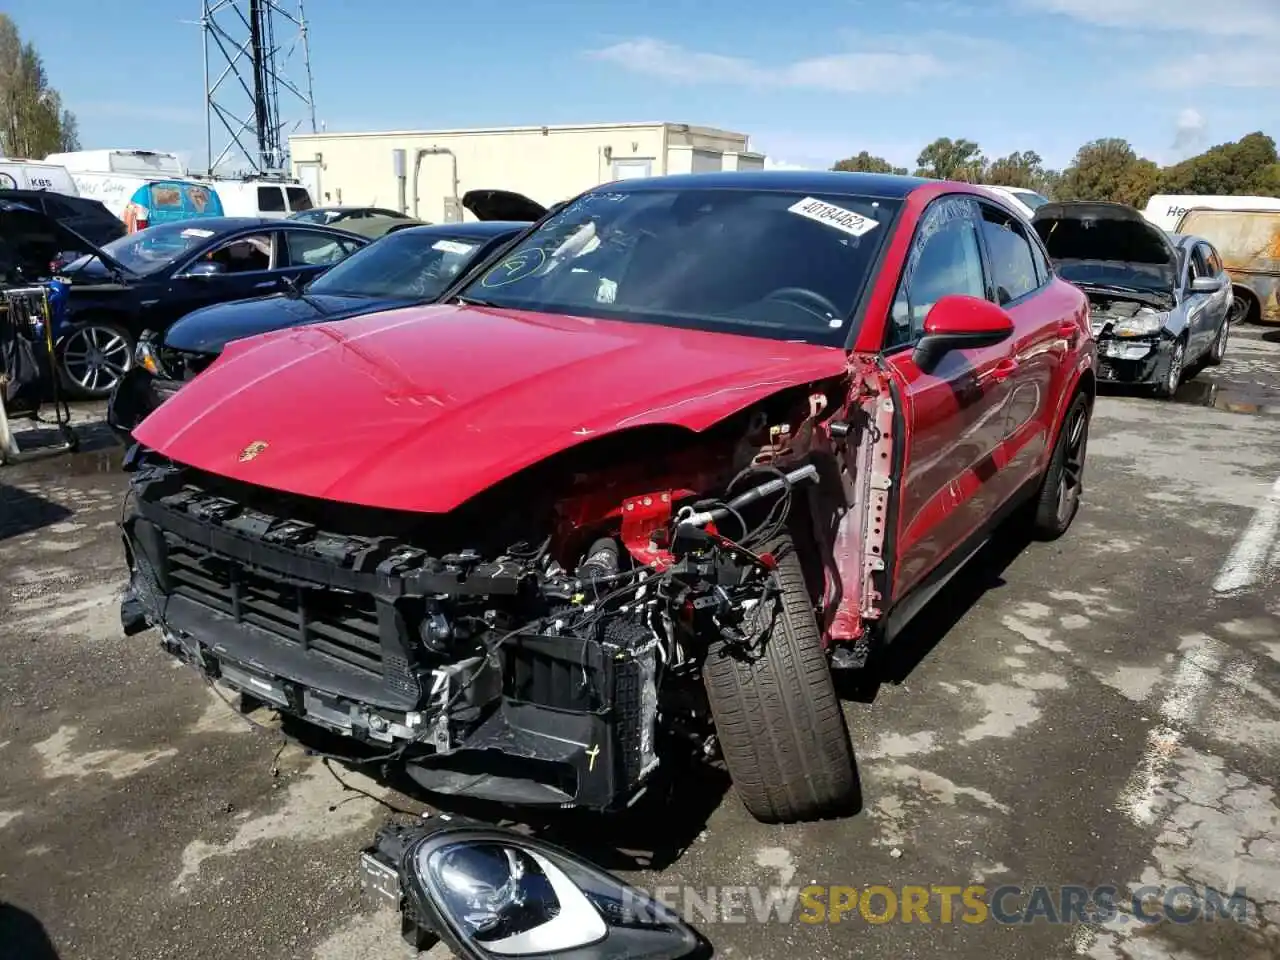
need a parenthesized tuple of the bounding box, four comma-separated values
(0, 159, 79, 195)
(43, 149, 226, 228)
(194, 177, 315, 219)
(1143, 194, 1280, 232)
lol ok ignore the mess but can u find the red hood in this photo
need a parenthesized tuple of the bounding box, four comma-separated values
(133, 304, 849, 512)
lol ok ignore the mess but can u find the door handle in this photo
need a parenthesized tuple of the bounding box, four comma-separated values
(989, 357, 1020, 383)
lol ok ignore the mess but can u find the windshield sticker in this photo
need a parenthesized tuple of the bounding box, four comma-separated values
(481, 247, 547, 287)
(432, 239, 475, 255)
(788, 197, 880, 238)
(181, 228, 215, 238)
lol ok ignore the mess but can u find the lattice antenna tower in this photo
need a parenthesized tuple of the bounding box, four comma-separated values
(194, 0, 317, 175)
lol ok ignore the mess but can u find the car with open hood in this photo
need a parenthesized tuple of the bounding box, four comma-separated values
(52, 218, 370, 398)
(1032, 201, 1232, 397)
(118, 171, 1096, 825)
(105, 190, 547, 438)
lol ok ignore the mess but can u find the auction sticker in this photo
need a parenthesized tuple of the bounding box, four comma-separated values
(788, 197, 879, 238)
(432, 239, 475, 255)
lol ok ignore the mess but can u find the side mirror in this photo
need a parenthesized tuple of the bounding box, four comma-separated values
(181, 261, 225, 278)
(1191, 275, 1224, 293)
(912, 294, 1015, 371)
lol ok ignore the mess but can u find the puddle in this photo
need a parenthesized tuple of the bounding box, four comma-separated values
(2, 435, 123, 480)
(1170, 378, 1277, 416)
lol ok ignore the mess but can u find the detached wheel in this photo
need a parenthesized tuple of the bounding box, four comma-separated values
(1030, 391, 1091, 540)
(59, 320, 135, 400)
(702, 535, 858, 824)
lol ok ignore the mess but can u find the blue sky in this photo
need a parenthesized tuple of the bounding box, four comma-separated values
(9, 0, 1280, 173)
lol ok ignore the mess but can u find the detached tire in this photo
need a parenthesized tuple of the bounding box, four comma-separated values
(1029, 391, 1091, 540)
(702, 535, 857, 824)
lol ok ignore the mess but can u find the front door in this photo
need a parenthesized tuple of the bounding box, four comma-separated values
(156, 231, 281, 328)
(1184, 242, 1218, 355)
(881, 195, 1018, 596)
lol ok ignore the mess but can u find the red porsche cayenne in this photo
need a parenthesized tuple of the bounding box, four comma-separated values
(119, 171, 1096, 824)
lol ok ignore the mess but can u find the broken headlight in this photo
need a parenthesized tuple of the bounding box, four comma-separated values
(401, 822, 707, 960)
(1110, 308, 1164, 338)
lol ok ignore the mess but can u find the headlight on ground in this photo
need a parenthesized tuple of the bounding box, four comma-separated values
(397, 822, 705, 960)
(1111, 308, 1164, 338)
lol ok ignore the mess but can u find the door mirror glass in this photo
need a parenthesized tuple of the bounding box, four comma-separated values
(1190, 275, 1223, 293)
(182, 260, 225, 278)
(912, 294, 1015, 371)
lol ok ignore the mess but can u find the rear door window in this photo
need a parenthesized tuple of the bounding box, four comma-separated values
(284, 230, 356, 266)
(257, 186, 286, 213)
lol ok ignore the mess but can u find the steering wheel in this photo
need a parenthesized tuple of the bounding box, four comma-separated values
(762, 287, 842, 325)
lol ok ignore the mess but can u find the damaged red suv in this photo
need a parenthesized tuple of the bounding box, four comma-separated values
(119, 172, 1096, 824)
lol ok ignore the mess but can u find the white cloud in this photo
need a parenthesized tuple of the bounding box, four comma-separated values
(1023, 0, 1280, 37)
(586, 37, 953, 93)
(763, 157, 811, 171)
(1148, 50, 1279, 89)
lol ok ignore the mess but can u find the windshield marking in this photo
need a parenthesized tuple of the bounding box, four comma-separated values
(787, 197, 880, 238)
(481, 248, 547, 287)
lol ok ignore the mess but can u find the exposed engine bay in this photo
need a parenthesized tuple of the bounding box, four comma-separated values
(118, 364, 895, 813)
(1085, 292, 1169, 337)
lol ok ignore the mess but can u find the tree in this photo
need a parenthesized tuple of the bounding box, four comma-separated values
(0, 15, 79, 158)
(1159, 132, 1280, 197)
(914, 137, 986, 182)
(831, 151, 908, 175)
(1056, 138, 1160, 208)
(984, 150, 1044, 189)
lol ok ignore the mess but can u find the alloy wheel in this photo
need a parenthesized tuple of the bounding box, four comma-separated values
(61, 323, 133, 396)
(1166, 341, 1184, 396)
(1212, 322, 1229, 361)
(1228, 293, 1249, 325)
(1055, 403, 1088, 526)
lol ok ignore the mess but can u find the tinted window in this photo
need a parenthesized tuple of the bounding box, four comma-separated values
(257, 186, 286, 212)
(286, 187, 313, 211)
(1203, 244, 1223, 274)
(888, 196, 986, 348)
(86, 221, 228, 276)
(980, 205, 1040, 304)
(455, 187, 900, 347)
(285, 230, 351, 266)
(310, 230, 485, 299)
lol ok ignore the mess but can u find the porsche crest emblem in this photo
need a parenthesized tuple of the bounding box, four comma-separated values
(238, 440, 269, 463)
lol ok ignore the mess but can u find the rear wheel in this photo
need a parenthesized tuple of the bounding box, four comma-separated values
(702, 534, 858, 824)
(1029, 391, 1091, 541)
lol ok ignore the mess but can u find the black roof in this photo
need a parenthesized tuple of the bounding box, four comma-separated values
(388, 220, 529, 239)
(609, 170, 933, 198)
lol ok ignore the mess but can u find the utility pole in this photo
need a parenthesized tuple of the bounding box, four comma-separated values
(195, 0, 317, 176)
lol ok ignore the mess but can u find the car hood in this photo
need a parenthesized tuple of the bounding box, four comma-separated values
(162, 293, 415, 355)
(1032, 201, 1176, 268)
(133, 304, 850, 513)
(461, 189, 546, 222)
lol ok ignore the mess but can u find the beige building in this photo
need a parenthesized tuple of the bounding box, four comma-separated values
(288, 121, 763, 222)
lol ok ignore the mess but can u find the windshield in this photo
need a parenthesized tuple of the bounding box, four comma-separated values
(92, 221, 227, 276)
(455, 186, 900, 347)
(310, 230, 487, 299)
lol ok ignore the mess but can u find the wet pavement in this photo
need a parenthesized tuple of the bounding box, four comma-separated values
(2, 327, 1280, 959)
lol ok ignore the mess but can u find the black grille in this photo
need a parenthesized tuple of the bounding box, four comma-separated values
(164, 536, 385, 679)
(157, 346, 215, 381)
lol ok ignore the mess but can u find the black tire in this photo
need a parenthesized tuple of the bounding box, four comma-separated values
(702, 535, 858, 824)
(1029, 391, 1091, 541)
(58, 319, 135, 400)
(1152, 337, 1185, 400)
(1206, 320, 1228, 367)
